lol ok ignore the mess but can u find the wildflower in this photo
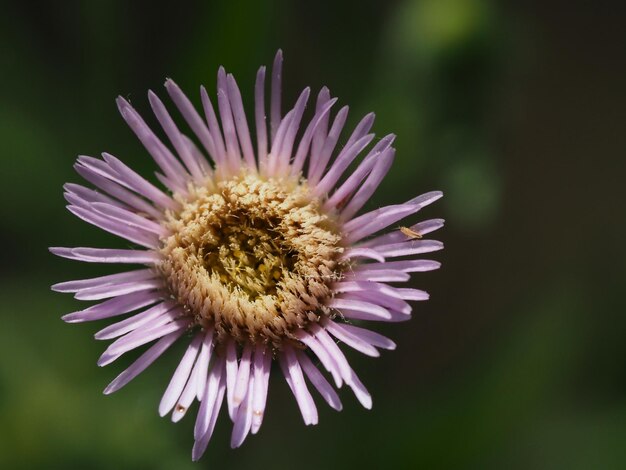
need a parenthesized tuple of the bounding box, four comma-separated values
(51, 51, 443, 460)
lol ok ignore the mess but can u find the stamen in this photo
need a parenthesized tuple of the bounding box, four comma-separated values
(158, 172, 344, 348)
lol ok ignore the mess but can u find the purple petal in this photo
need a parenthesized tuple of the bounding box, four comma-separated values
(233, 344, 253, 407)
(344, 204, 422, 244)
(332, 322, 396, 350)
(216, 67, 241, 173)
(340, 147, 395, 221)
(98, 317, 189, 366)
(323, 319, 380, 357)
(50, 247, 161, 265)
(225, 339, 239, 420)
(353, 259, 441, 273)
(255, 66, 268, 172)
(94, 300, 177, 340)
(296, 350, 342, 411)
(230, 375, 254, 448)
(194, 328, 215, 400)
(164, 79, 216, 166)
(270, 49, 283, 142)
(74, 163, 162, 220)
(314, 133, 375, 197)
(192, 365, 226, 461)
(194, 355, 224, 440)
(339, 247, 385, 263)
(324, 134, 395, 212)
(52, 268, 155, 293)
(308, 105, 349, 185)
(159, 332, 203, 416)
(61, 290, 162, 323)
(101, 152, 179, 210)
(103, 328, 185, 395)
(295, 330, 342, 388)
(279, 346, 318, 426)
(344, 268, 410, 283)
(361, 218, 445, 248)
(116, 97, 189, 190)
(290, 97, 338, 176)
(74, 279, 164, 301)
(251, 344, 271, 434)
(200, 85, 227, 167)
(226, 73, 256, 169)
(328, 298, 391, 320)
(67, 204, 159, 249)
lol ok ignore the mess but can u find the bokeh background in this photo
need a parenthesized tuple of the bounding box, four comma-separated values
(1, 0, 625, 468)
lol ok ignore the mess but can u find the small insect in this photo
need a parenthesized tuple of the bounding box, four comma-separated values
(399, 226, 423, 239)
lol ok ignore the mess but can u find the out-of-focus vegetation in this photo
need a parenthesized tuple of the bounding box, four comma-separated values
(1, 0, 625, 468)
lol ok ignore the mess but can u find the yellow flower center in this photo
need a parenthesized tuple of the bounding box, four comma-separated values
(158, 172, 344, 348)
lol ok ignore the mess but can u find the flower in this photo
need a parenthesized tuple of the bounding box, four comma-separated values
(50, 50, 444, 460)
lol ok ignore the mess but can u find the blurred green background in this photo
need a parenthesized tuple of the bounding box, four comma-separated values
(1, 0, 625, 468)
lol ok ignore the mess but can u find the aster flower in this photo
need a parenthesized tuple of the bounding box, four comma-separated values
(51, 50, 443, 460)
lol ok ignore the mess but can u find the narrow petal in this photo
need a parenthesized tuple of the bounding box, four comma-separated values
(344, 204, 421, 244)
(116, 97, 189, 190)
(310, 87, 331, 167)
(195, 328, 215, 400)
(340, 148, 396, 221)
(233, 344, 253, 407)
(52, 268, 155, 293)
(194, 355, 224, 440)
(216, 67, 241, 173)
(276, 87, 310, 176)
(255, 66, 268, 172)
(314, 133, 375, 197)
(94, 300, 177, 340)
(328, 298, 391, 320)
(341, 291, 411, 315)
(251, 344, 271, 434)
(339, 247, 385, 263)
(74, 164, 162, 220)
(324, 135, 395, 211)
(67, 205, 159, 249)
(200, 85, 227, 166)
(61, 290, 161, 323)
(164, 79, 216, 165)
(279, 346, 318, 425)
(90, 202, 169, 237)
(373, 239, 444, 258)
(296, 350, 342, 411)
(290, 97, 338, 176)
(226, 73, 256, 169)
(295, 330, 342, 388)
(230, 375, 254, 448)
(344, 269, 410, 283)
(50, 247, 161, 265)
(98, 318, 189, 366)
(159, 333, 203, 417)
(361, 218, 445, 248)
(74, 279, 164, 301)
(332, 322, 396, 350)
(225, 339, 239, 420)
(308, 105, 349, 185)
(101, 152, 179, 210)
(191, 360, 226, 461)
(353, 259, 441, 273)
(323, 319, 380, 357)
(103, 329, 185, 395)
(270, 49, 283, 142)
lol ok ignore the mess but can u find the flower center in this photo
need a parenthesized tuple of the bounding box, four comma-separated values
(159, 172, 344, 348)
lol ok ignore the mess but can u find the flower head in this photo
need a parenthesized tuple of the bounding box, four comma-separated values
(51, 50, 443, 460)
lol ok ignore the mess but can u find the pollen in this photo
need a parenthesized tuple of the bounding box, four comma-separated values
(158, 172, 344, 348)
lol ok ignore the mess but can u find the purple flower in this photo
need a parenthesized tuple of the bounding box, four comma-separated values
(51, 51, 443, 461)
